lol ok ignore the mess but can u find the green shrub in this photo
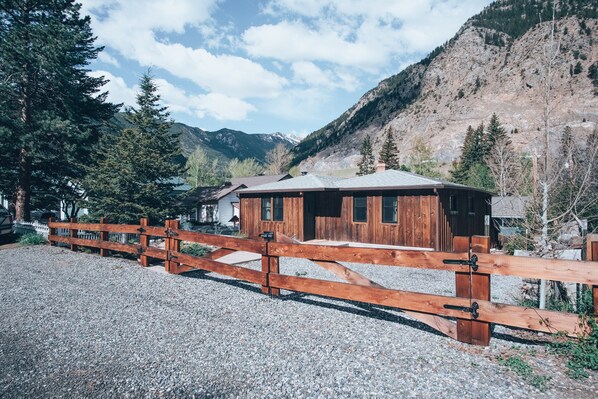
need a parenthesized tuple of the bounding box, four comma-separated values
(550, 317, 598, 379)
(497, 354, 551, 391)
(18, 232, 47, 246)
(180, 243, 210, 257)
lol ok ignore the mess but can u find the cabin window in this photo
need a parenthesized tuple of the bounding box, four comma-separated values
(273, 196, 284, 221)
(382, 195, 398, 223)
(468, 196, 475, 215)
(353, 195, 367, 222)
(449, 195, 458, 214)
(261, 197, 271, 220)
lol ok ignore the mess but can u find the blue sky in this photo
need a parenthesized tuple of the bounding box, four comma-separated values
(81, 0, 493, 136)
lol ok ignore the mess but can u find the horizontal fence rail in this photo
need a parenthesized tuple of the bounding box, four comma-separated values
(47, 218, 598, 346)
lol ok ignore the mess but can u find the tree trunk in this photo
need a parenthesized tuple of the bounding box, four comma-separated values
(15, 4, 33, 222)
(15, 148, 32, 222)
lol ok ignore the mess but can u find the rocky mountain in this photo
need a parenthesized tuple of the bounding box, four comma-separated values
(291, 0, 598, 171)
(111, 113, 297, 164)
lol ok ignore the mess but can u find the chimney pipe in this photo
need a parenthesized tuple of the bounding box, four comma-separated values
(376, 163, 386, 173)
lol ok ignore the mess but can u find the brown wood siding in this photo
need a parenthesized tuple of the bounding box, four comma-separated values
(313, 190, 438, 249)
(240, 194, 304, 240)
(438, 189, 491, 251)
(241, 189, 490, 251)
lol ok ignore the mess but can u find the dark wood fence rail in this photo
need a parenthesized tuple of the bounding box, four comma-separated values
(47, 218, 598, 346)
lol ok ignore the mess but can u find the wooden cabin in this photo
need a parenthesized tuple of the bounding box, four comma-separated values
(238, 169, 492, 251)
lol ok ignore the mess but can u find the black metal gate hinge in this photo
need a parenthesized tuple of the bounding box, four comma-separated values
(444, 302, 479, 319)
(443, 254, 478, 271)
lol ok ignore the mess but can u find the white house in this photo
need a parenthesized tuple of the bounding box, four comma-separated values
(185, 174, 292, 226)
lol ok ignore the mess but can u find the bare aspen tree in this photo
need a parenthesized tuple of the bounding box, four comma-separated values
(522, 4, 598, 309)
(487, 137, 520, 196)
(265, 144, 291, 175)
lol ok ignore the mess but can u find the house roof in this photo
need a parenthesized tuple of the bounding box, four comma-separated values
(230, 174, 291, 188)
(239, 170, 487, 194)
(165, 176, 192, 192)
(183, 174, 290, 205)
(492, 196, 529, 219)
(239, 174, 344, 193)
(184, 183, 246, 205)
(335, 170, 471, 191)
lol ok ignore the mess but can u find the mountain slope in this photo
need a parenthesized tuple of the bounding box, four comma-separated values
(110, 113, 296, 164)
(292, 0, 598, 171)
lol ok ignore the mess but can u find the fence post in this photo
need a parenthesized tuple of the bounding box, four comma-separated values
(48, 217, 55, 246)
(454, 236, 492, 346)
(99, 217, 109, 257)
(261, 254, 280, 296)
(170, 219, 180, 274)
(139, 217, 149, 267)
(165, 220, 180, 274)
(164, 220, 171, 273)
(70, 217, 78, 252)
(587, 234, 598, 316)
(454, 236, 472, 344)
(470, 236, 491, 346)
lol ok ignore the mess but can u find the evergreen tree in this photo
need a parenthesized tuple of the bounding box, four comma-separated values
(378, 127, 401, 170)
(0, 0, 118, 220)
(356, 135, 375, 176)
(484, 113, 508, 154)
(450, 120, 499, 191)
(451, 124, 481, 183)
(85, 72, 185, 224)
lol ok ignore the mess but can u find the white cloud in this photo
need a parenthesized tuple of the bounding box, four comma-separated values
(97, 51, 120, 67)
(89, 70, 137, 106)
(291, 61, 358, 91)
(81, 0, 288, 99)
(247, 0, 492, 71)
(155, 79, 256, 121)
(90, 71, 256, 121)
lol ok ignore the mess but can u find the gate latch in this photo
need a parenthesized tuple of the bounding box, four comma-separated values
(443, 302, 479, 319)
(443, 254, 478, 271)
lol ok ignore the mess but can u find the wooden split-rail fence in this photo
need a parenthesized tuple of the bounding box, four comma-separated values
(48, 217, 598, 346)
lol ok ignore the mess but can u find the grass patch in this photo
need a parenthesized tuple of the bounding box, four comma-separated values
(497, 354, 551, 391)
(18, 232, 47, 246)
(549, 317, 598, 379)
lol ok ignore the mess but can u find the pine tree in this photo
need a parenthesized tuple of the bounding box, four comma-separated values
(484, 113, 508, 155)
(0, 0, 118, 220)
(357, 135, 375, 176)
(378, 127, 401, 170)
(450, 125, 478, 183)
(85, 72, 185, 224)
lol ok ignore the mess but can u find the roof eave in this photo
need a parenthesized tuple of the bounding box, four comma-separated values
(238, 187, 338, 195)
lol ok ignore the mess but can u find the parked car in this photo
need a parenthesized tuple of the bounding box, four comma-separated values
(0, 205, 13, 239)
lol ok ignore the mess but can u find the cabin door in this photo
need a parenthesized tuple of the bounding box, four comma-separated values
(303, 193, 316, 241)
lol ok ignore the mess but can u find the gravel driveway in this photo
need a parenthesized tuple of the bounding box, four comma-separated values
(1, 246, 596, 398)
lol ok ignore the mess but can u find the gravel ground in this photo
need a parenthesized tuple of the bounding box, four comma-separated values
(1, 245, 596, 398)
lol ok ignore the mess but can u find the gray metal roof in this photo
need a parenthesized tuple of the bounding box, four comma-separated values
(230, 174, 291, 188)
(238, 170, 487, 194)
(239, 174, 344, 193)
(335, 170, 469, 191)
(492, 196, 529, 219)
